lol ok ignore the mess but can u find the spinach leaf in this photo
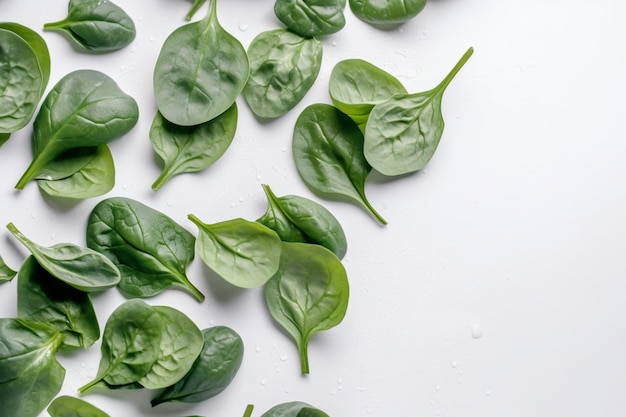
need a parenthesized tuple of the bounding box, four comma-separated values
(0, 22, 51, 89)
(0, 255, 17, 283)
(297, 408, 330, 417)
(0, 133, 9, 146)
(86, 197, 204, 301)
(257, 184, 347, 259)
(138, 305, 204, 390)
(0, 319, 65, 417)
(6, 222, 121, 292)
(17, 256, 100, 350)
(150, 103, 238, 191)
(274, 0, 346, 38)
(48, 396, 110, 417)
(152, 326, 244, 406)
(44, 0, 136, 52)
(15, 69, 138, 190)
(329, 58, 407, 128)
(188, 215, 282, 288)
(260, 402, 328, 417)
(349, 0, 427, 27)
(364, 47, 474, 176)
(264, 242, 349, 374)
(292, 103, 386, 224)
(0, 26, 47, 134)
(154, 0, 249, 126)
(36, 145, 115, 199)
(79, 299, 163, 394)
(243, 29, 322, 119)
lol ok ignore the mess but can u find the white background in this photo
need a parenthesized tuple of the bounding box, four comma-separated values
(2, 1, 626, 416)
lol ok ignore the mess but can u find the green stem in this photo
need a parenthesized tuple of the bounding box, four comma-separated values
(6, 222, 33, 252)
(433, 46, 474, 94)
(78, 375, 104, 395)
(43, 19, 69, 31)
(185, 0, 208, 20)
(243, 404, 254, 417)
(15, 150, 51, 190)
(360, 195, 387, 226)
(151, 168, 173, 192)
(176, 274, 205, 302)
(298, 341, 310, 375)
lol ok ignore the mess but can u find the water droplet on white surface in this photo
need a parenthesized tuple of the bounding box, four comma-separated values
(255, 345, 262, 353)
(435, 384, 441, 391)
(166, 199, 173, 207)
(451, 361, 458, 368)
(279, 354, 287, 361)
(149, 36, 155, 43)
(430, 399, 435, 406)
(485, 389, 491, 396)
(332, 41, 337, 47)
(238, 23, 248, 32)
(471, 323, 483, 339)
(260, 379, 267, 386)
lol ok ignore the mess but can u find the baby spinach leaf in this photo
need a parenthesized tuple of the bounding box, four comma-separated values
(0, 319, 65, 417)
(6, 222, 121, 292)
(87, 197, 204, 301)
(138, 305, 204, 390)
(0, 27, 46, 134)
(0, 255, 17, 283)
(152, 326, 244, 406)
(274, 0, 345, 38)
(297, 408, 330, 417)
(0, 22, 51, 90)
(15, 69, 138, 190)
(257, 184, 347, 259)
(0, 133, 9, 146)
(79, 299, 163, 394)
(36, 145, 115, 199)
(48, 396, 110, 417)
(264, 242, 349, 374)
(154, 0, 249, 126)
(150, 103, 237, 191)
(292, 103, 386, 224)
(243, 29, 322, 119)
(349, 0, 427, 27)
(44, 0, 136, 52)
(188, 215, 282, 288)
(260, 402, 328, 417)
(17, 256, 100, 350)
(364, 47, 474, 176)
(329, 58, 407, 128)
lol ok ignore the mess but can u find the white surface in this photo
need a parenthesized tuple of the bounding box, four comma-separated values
(2, 1, 626, 416)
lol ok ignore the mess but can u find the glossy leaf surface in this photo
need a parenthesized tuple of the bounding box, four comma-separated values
(274, 0, 346, 38)
(292, 103, 386, 224)
(0, 319, 65, 417)
(349, 0, 427, 26)
(17, 256, 100, 350)
(260, 402, 323, 417)
(364, 47, 473, 176)
(264, 242, 349, 374)
(152, 326, 244, 406)
(7, 222, 121, 292)
(150, 103, 237, 191)
(44, 0, 136, 52)
(48, 396, 110, 417)
(189, 215, 282, 288)
(86, 197, 204, 300)
(257, 184, 347, 259)
(154, 0, 249, 126)
(244, 29, 322, 119)
(15, 69, 138, 189)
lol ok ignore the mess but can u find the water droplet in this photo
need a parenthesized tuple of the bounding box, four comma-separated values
(256, 174, 262, 180)
(471, 323, 483, 339)
(485, 389, 491, 396)
(332, 41, 337, 47)
(255, 345, 262, 353)
(80, 363, 86, 368)
(435, 384, 441, 391)
(284, 388, 290, 394)
(279, 354, 287, 361)
(149, 36, 155, 43)
(429, 399, 435, 406)
(260, 379, 267, 386)
(238, 23, 249, 32)
(458, 370, 464, 376)
(451, 361, 458, 368)
(281, 148, 287, 152)
(166, 199, 173, 207)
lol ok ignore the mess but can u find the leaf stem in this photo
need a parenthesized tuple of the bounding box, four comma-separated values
(176, 275, 206, 302)
(298, 341, 310, 374)
(433, 46, 474, 94)
(185, 0, 207, 20)
(6, 222, 31, 251)
(243, 404, 254, 417)
(360, 196, 387, 225)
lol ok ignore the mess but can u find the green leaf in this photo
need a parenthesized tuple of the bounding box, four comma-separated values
(17, 256, 100, 350)
(329, 58, 407, 128)
(152, 326, 244, 406)
(364, 47, 474, 176)
(292, 103, 386, 224)
(0, 319, 65, 417)
(0, 22, 51, 90)
(150, 103, 237, 191)
(0, 255, 17, 283)
(264, 242, 349, 374)
(154, 0, 249, 126)
(297, 408, 330, 417)
(257, 184, 347, 259)
(349, 0, 427, 27)
(259, 402, 327, 417)
(15, 69, 138, 189)
(6, 222, 121, 292)
(274, 0, 346, 38)
(189, 215, 282, 288)
(36, 145, 115, 199)
(44, 0, 136, 52)
(0, 133, 10, 147)
(244, 29, 322, 119)
(48, 396, 110, 417)
(86, 197, 204, 301)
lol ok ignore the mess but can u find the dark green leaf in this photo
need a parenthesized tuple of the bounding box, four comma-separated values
(87, 197, 204, 300)
(150, 103, 237, 191)
(0, 319, 65, 417)
(364, 47, 474, 176)
(17, 256, 100, 350)
(349, 0, 427, 27)
(257, 184, 347, 259)
(152, 326, 244, 406)
(48, 395, 110, 417)
(244, 29, 322, 119)
(260, 402, 316, 417)
(264, 242, 349, 374)
(292, 103, 386, 224)
(154, 0, 249, 126)
(297, 407, 330, 417)
(6, 222, 121, 292)
(0, 22, 51, 89)
(44, 0, 136, 52)
(189, 215, 282, 288)
(274, 0, 346, 37)
(0, 132, 9, 146)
